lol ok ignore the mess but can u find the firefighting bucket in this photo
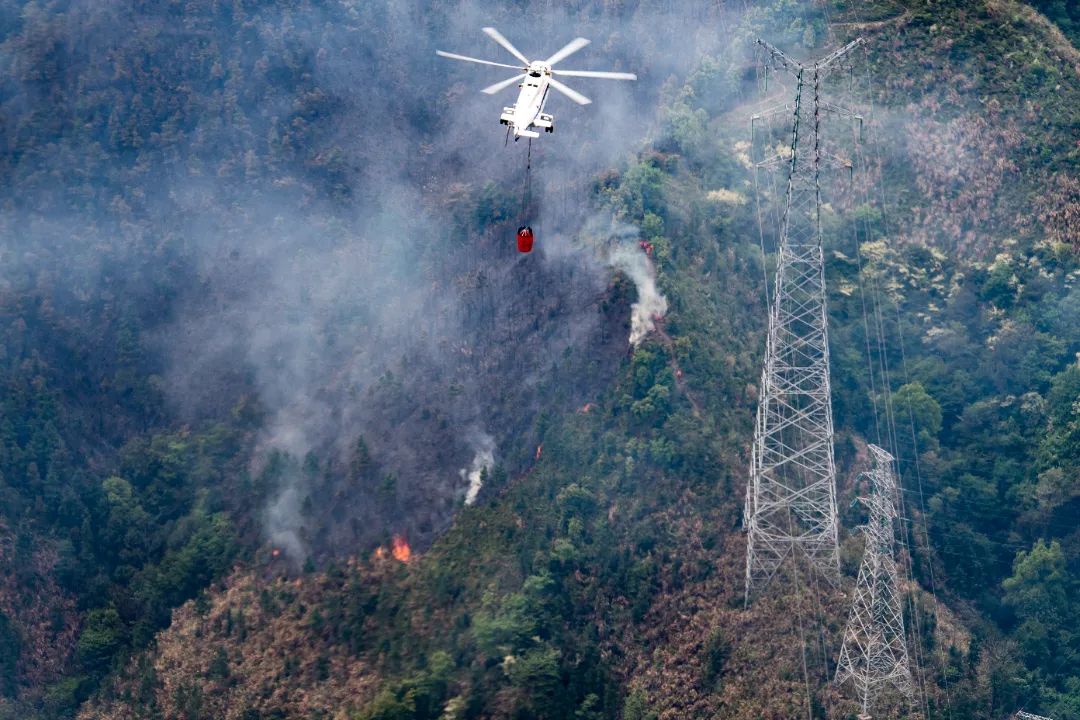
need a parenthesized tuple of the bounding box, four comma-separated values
(516, 226, 534, 253)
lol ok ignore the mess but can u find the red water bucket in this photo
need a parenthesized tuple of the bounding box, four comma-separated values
(516, 226, 534, 253)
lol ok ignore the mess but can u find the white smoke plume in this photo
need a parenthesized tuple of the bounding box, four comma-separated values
(266, 484, 306, 561)
(460, 431, 496, 506)
(609, 245, 668, 346)
(575, 215, 669, 346)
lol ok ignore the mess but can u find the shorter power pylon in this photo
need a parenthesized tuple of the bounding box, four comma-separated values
(835, 444, 913, 717)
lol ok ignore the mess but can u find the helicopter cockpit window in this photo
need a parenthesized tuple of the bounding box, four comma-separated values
(528, 70, 541, 77)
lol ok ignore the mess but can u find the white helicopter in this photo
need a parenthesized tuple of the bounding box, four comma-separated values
(437, 27, 637, 139)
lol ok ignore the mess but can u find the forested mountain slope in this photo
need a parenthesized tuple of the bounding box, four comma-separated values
(0, 0, 1077, 719)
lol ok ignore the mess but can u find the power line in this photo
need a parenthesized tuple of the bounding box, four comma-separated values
(851, 38, 954, 718)
(848, 110, 932, 720)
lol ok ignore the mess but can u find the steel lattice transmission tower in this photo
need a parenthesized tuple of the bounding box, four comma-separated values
(835, 444, 914, 716)
(744, 38, 864, 600)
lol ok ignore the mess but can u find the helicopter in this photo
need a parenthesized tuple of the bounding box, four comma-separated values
(437, 27, 637, 140)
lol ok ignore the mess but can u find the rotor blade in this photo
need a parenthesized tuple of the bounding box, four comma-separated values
(482, 73, 525, 94)
(435, 50, 524, 71)
(553, 70, 637, 81)
(547, 76, 591, 105)
(544, 37, 590, 66)
(482, 27, 530, 65)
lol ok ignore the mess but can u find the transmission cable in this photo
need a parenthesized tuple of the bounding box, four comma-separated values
(857, 97, 934, 720)
(855, 37, 955, 719)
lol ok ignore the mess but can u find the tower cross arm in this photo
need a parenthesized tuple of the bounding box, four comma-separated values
(813, 37, 866, 78)
(815, 37, 865, 70)
(751, 101, 798, 123)
(818, 100, 863, 121)
(755, 39, 804, 77)
(755, 37, 865, 80)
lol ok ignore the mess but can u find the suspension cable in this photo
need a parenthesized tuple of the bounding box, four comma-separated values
(522, 138, 532, 220)
(752, 106, 773, 312)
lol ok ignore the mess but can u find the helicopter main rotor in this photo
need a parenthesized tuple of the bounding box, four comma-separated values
(436, 27, 636, 106)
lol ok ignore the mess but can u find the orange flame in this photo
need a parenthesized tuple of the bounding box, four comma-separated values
(373, 546, 387, 561)
(271, 548, 281, 558)
(535, 443, 543, 460)
(578, 403, 594, 414)
(391, 535, 412, 563)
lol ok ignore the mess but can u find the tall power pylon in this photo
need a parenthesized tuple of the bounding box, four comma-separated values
(744, 38, 863, 600)
(835, 444, 914, 716)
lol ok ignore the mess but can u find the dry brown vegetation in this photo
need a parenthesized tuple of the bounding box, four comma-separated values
(7, 1, 1076, 718)
(82, 566, 387, 720)
(0, 523, 80, 700)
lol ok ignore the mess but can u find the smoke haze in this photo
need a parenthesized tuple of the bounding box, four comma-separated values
(0, 0, 763, 560)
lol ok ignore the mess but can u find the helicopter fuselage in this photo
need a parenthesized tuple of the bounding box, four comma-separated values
(439, 29, 636, 141)
(500, 62, 554, 139)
